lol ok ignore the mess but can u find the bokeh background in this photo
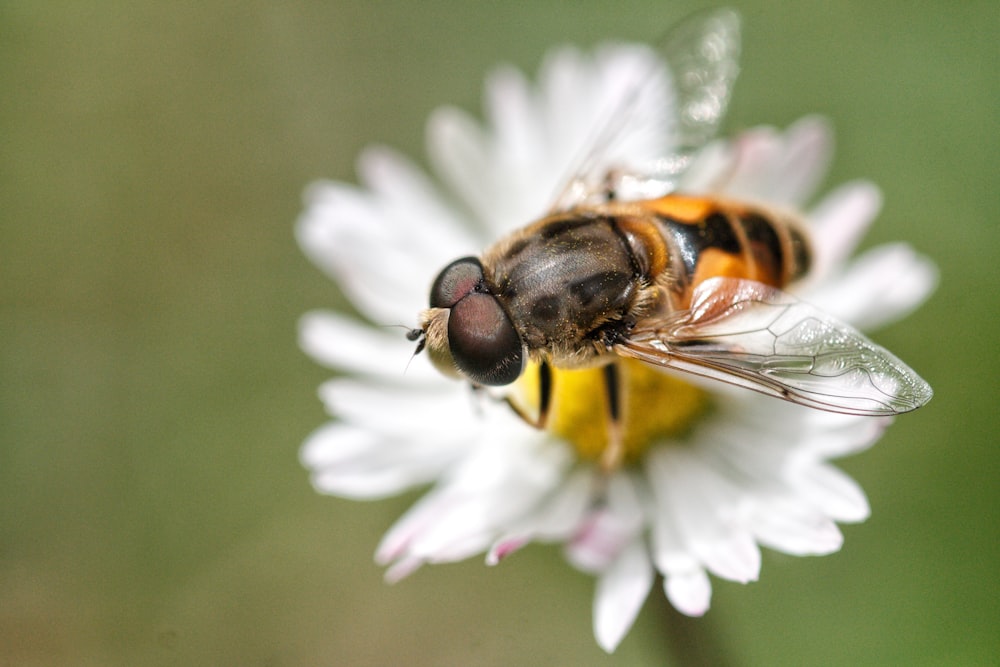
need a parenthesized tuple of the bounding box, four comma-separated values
(2, 1, 997, 665)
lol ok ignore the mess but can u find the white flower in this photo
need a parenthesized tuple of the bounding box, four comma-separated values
(296, 44, 936, 652)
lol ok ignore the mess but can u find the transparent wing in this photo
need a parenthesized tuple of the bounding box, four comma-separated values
(550, 8, 741, 211)
(615, 277, 933, 415)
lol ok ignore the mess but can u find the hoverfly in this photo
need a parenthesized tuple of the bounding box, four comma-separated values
(409, 8, 932, 468)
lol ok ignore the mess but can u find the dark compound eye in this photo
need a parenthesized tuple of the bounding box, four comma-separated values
(430, 257, 484, 308)
(447, 293, 524, 386)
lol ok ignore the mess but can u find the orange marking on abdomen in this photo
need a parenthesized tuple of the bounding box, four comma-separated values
(639, 195, 715, 222)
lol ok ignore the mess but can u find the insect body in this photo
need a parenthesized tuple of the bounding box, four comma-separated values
(409, 9, 932, 468)
(422, 195, 808, 381)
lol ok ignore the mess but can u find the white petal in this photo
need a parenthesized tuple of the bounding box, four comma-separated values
(299, 310, 438, 383)
(356, 145, 480, 256)
(300, 421, 374, 469)
(805, 180, 882, 283)
(789, 463, 871, 523)
(427, 106, 501, 231)
(663, 568, 712, 617)
(296, 181, 428, 323)
(718, 395, 885, 461)
(593, 538, 654, 653)
(646, 448, 761, 583)
(485, 65, 543, 171)
(648, 483, 701, 575)
(536, 44, 670, 181)
(749, 499, 844, 555)
(301, 422, 459, 500)
(792, 411, 889, 459)
(317, 377, 469, 438)
(649, 489, 713, 616)
(691, 528, 761, 584)
(539, 46, 600, 169)
(803, 242, 938, 330)
(591, 44, 673, 167)
(377, 424, 568, 569)
(482, 66, 564, 229)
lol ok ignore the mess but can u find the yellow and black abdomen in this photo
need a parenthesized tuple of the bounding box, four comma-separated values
(640, 195, 811, 309)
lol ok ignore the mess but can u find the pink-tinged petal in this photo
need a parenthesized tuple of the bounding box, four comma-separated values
(377, 426, 568, 570)
(486, 536, 529, 565)
(567, 508, 631, 573)
(766, 116, 834, 207)
(664, 569, 712, 617)
(803, 242, 939, 330)
(749, 499, 844, 555)
(299, 310, 438, 382)
(593, 538, 654, 653)
(375, 488, 451, 566)
(710, 118, 834, 207)
(384, 556, 424, 584)
(487, 469, 592, 565)
(714, 126, 783, 201)
(788, 463, 871, 524)
(384, 496, 502, 569)
(677, 139, 734, 193)
(805, 180, 882, 283)
(567, 473, 644, 573)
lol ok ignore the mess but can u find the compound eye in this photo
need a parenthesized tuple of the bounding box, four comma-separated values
(448, 293, 525, 386)
(430, 257, 484, 308)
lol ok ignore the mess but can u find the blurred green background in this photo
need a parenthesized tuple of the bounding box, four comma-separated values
(2, 1, 997, 665)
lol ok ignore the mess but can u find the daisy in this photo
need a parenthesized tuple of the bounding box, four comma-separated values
(296, 43, 936, 653)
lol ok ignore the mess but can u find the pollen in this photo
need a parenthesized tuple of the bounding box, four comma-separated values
(514, 358, 708, 464)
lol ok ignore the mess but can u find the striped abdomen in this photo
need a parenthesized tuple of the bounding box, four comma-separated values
(635, 195, 812, 310)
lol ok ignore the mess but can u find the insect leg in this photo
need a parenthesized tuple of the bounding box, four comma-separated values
(501, 360, 552, 430)
(599, 361, 625, 471)
(535, 360, 552, 429)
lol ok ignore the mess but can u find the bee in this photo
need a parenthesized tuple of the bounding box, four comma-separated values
(409, 9, 932, 468)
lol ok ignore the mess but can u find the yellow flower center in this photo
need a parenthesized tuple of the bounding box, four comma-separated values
(512, 358, 708, 464)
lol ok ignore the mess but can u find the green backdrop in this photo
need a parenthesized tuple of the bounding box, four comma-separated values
(2, 2, 997, 665)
